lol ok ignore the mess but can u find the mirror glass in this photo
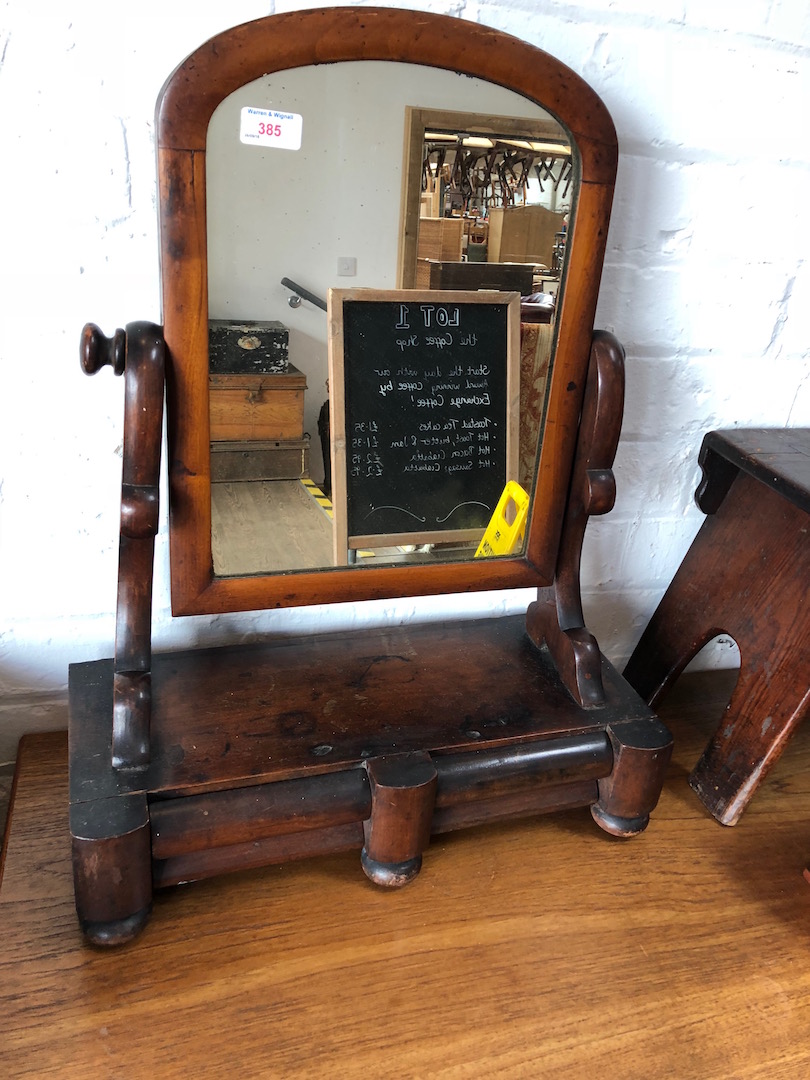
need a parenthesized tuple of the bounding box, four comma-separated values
(206, 62, 576, 577)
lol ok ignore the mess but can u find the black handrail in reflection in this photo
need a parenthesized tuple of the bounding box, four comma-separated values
(281, 277, 328, 312)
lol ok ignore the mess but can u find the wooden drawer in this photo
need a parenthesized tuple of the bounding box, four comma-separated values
(209, 368, 306, 442)
(210, 438, 311, 482)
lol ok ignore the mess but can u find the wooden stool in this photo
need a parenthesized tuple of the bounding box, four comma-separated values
(624, 429, 810, 825)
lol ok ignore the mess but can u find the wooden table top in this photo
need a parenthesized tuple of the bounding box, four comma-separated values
(703, 428, 810, 512)
(3, 670, 810, 1079)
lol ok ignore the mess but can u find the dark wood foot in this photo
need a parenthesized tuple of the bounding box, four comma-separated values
(592, 718, 673, 837)
(361, 752, 437, 888)
(79, 905, 153, 947)
(71, 792, 153, 943)
(590, 805, 650, 837)
(360, 849, 423, 887)
(689, 655, 810, 825)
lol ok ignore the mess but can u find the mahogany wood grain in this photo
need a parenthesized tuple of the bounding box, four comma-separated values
(696, 427, 810, 514)
(69, 615, 643, 802)
(69, 613, 669, 939)
(148, 732, 611, 863)
(70, 792, 152, 943)
(7, 673, 810, 1080)
(81, 322, 125, 376)
(361, 752, 438, 885)
(591, 718, 673, 836)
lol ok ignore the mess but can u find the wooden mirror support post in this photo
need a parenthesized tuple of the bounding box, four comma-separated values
(70, 8, 672, 946)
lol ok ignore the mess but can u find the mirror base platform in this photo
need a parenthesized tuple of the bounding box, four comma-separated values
(69, 613, 672, 945)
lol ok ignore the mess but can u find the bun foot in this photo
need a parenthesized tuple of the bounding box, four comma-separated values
(591, 804, 649, 837)
(361, 848, 423, 887)
(79, 904, 153, 947)
(590, 718, 673, 839)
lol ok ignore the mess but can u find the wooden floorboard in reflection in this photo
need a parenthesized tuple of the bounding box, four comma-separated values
(211, 479, 334, 575)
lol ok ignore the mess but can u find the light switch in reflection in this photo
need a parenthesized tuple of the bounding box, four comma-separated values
(337, 257, 357, 277)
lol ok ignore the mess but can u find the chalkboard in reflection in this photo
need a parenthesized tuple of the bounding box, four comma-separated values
(328, 289, 520, 562)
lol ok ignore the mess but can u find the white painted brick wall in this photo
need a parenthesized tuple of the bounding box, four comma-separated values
(1, 0, 808, 759)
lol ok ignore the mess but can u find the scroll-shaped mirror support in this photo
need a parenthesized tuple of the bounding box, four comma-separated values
(526, 330, 624, 706)
(81, 322, 165, 770)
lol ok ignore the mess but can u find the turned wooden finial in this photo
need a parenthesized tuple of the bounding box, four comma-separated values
(81, 323, 126, 376)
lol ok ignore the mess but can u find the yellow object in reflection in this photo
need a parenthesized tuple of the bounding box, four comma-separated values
(474, 481, 530, 558)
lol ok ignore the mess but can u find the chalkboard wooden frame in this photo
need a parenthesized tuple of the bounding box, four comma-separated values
(328, 289, 520, 561)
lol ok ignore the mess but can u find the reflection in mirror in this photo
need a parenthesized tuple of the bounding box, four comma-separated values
(206, 62, 577, 578)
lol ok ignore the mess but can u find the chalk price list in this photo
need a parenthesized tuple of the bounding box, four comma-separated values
(342, 298, 509, 535)
(350, 421, 383, 479)
(351, 303, 500, 482)
(350, 392, 496, 482)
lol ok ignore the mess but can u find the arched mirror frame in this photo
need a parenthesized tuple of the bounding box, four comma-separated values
(156, 6, 618, 617)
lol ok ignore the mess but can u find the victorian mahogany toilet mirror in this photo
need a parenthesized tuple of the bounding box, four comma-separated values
(73, 7, 672, 945)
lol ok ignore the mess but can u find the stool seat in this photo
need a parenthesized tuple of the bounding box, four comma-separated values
(624, 428, 810, 825)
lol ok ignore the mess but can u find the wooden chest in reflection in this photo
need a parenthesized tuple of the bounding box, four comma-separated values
(209, 367, 306, 441)
(209, 365, 309, 482)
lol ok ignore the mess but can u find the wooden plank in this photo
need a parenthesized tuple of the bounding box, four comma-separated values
(428, 261, 534, 292)
(209, 370, 306, 391)
(488, 204, 565, 266)
(5, 673, 810, 1077)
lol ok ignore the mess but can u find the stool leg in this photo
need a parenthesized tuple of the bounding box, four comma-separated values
(626, 472, 810, 824)
(361, 752, 437, 887)
(690, 636, 810, 825)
